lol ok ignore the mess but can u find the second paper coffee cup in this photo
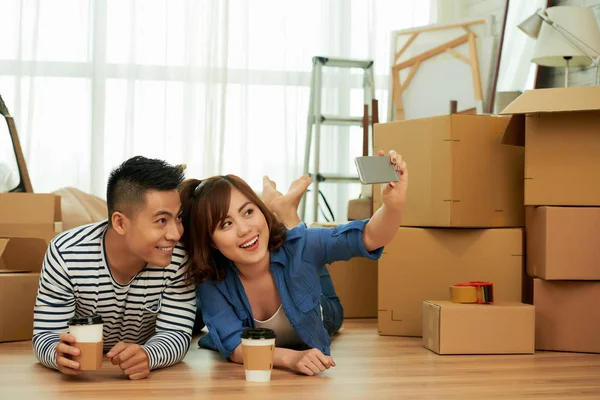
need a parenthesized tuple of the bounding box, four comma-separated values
(67, 315, 104, 371)
(241, 328, 276, 382)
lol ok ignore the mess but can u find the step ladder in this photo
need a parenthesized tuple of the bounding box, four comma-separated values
(299, 56, 376, 222)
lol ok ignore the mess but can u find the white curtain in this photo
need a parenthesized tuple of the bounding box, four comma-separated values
(0, 0, 431, 223)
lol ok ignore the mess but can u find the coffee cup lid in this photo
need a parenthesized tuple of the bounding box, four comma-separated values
(241, 328, 276, 340)
(68, 315, 103, 326)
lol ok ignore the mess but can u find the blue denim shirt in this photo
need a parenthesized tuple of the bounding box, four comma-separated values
(196, 219, 384, 359)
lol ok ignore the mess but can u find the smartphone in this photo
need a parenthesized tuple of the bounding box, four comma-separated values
(354, 156, 399, 185)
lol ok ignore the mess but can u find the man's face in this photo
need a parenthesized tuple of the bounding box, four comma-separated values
(122, 190, 183, 267)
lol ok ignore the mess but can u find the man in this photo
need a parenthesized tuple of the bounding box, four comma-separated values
(32, 156, 196, 380)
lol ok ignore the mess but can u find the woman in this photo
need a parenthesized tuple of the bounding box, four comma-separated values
(190, 174, 344, 340)
(181, 150, 407, 376)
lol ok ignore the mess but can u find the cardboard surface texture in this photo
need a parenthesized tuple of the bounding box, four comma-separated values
(378, 227, 523, 337)
(534, 279, 600, 353)
(373, 114, 524, 227)
(328, 257, 377, 318)
(0, 193, 62, 239)
(0, 237, 51, 273)
(347, 197, 372, 221)
(526, 206, 600, 280)
(422, 301, 535, 355)
(311, 222, 377, 318)
(0, 242, 41, 343)
(500, 86, 600, 206)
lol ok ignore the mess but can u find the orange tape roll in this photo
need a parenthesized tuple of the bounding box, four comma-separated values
(449, 285, 478, 303)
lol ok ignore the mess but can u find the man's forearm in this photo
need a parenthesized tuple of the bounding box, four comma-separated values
(32, 333, 60, 370)
(142, 331, 191, 370)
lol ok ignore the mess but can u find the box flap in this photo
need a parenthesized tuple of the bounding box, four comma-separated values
(500, 114, 526, 146)
(0, 237, 48, 273)
(0, 239, 7, 258)
(499, 86, 600, 115)
(0, 239, 7, 269)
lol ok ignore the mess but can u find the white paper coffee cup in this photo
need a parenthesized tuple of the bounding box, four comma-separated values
(241, 328, 276, 382)
(67, 315, 104, 371)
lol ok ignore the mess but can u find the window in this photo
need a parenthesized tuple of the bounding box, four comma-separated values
(0, 0, 431, 221)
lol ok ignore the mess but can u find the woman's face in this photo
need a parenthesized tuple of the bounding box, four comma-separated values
(211, 188, 270, 269)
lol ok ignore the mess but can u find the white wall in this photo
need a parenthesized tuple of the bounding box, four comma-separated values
(463, 0, 507, 37)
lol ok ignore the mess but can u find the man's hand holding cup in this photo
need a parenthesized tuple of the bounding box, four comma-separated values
(56, 332, 82, 375)
(62, 315, 104, 374)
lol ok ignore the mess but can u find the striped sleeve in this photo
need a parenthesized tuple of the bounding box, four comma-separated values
(32, 240, 76, 370)
(141, 258, 196, 370)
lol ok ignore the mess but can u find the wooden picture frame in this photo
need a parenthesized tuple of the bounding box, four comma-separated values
(389, 18, 493, 121)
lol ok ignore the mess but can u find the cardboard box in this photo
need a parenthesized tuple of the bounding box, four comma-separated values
(422, 301, 535, 355)
(0, 193, 62, 343)
(328, 257, 377, 318)
(347, 197, 372, 221)
(500, 86, 600, 206)
(0, 268, 40, 343)
(0, 238, 45, 343)
(0, 193, 62, 239)
(526, 206, 600, 280)
(534, 279, 600, 353)
(378, 227, 523, 337)
(373, 114, 524, 228)
(311, 222, 377, 318)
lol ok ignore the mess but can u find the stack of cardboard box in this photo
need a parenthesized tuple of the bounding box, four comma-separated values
(0, 193, 62, 343)
(500, 86, 600, 354)
(371, 111, 533, 353)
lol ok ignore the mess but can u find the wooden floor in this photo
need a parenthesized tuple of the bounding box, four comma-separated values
(1, 319, 600, 399)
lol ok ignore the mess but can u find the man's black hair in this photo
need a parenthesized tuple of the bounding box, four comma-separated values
(106, 156, 185, 225)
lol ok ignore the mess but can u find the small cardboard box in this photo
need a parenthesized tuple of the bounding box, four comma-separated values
(534, 279, 600, 353)
(311, 222, 377, 318)
(373, 114, 524, 228)
(422, 301, 535, 355)
(526, 206, 600, 280)
(500, 86, 600, 206)
(378, 227, 523, 337)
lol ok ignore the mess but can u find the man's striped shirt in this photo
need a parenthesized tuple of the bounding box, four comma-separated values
(32, 221, 197, 371)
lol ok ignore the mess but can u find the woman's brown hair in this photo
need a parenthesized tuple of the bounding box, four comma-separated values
(179, 175, 288, 284)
